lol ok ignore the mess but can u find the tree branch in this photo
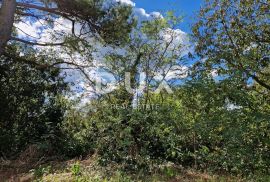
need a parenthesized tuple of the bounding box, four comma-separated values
(11, 37, 65, 46)
(221, 13, 270, 91)
(16, 2, 60, 14)
(251, 75, 270, 90)
(16, 2, 73, 21)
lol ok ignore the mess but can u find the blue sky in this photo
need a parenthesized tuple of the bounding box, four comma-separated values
(133, 0, 203, 33)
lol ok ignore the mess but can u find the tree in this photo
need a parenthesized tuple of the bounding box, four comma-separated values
(70, 13, 190, 167)
(0, 47, 67, 157)
(192, 0, 270, 91)
(99, 12, 188, 107)
(0, 0, 135, 55)
(190, 0, 270, 172)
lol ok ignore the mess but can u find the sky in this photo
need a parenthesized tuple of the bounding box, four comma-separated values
(15, 0, 205, 103)
(133, 0, 203, 33)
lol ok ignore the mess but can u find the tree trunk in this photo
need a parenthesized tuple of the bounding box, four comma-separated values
(0, 0, 16, 55)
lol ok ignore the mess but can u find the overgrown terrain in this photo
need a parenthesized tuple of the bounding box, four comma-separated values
(0, 0, 269, 181)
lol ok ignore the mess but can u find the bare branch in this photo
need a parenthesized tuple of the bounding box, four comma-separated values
(14, 26, 41, 39)
(17, 2, 60, 14)
(11, 37, 65, 46)
(16, 2, 74, 21)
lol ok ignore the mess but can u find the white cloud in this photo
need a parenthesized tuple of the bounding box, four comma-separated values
(133, 8, 163, 23)
(154, 65, 189, 81)
(210, 69, 218, 78)
(14, 0, 191, 105)
(160, 28, 190, 56)
(15, 17, 72, 43)
(166, 65, 189, 80)
(225, 99, 242, 111)
(16, 20, 45, 40)
(103, 0, 135, 9)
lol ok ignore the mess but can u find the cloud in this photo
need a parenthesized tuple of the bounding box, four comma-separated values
(15, 17, 72, 43)
(225, 98, 242, 111)
(14, 0, 191, 105)
(154, 65, 189, 81)
(133, 8, 163, 23)
(160, 28, 191, 57)
(15, 20, 45, 40)
(210, 69, 218, 78)
(102, 0, 135, 9)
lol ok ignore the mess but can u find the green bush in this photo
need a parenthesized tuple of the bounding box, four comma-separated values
(0, 55, 67, 157)
(61, 81, 270, 175)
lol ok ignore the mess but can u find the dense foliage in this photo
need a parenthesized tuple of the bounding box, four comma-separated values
(58, 0, 270, 176)
(0, 52, 66, 157)
(61, 80, 270, 174)
(192, 0, 270, 91)
(0, 0, 269, 179)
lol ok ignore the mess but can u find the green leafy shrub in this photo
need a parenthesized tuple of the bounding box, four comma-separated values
(71, 162, 82, 176)
(0, 54, 67, 157)
(31, 165, 52, 178)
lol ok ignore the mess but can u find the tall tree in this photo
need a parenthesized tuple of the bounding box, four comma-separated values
(0, 0, 134, 55)
(0, 0, 16, 54)
(101, 13, 188, 107)
(0, 47, 67, 156)
(192, 0, 270, 91)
